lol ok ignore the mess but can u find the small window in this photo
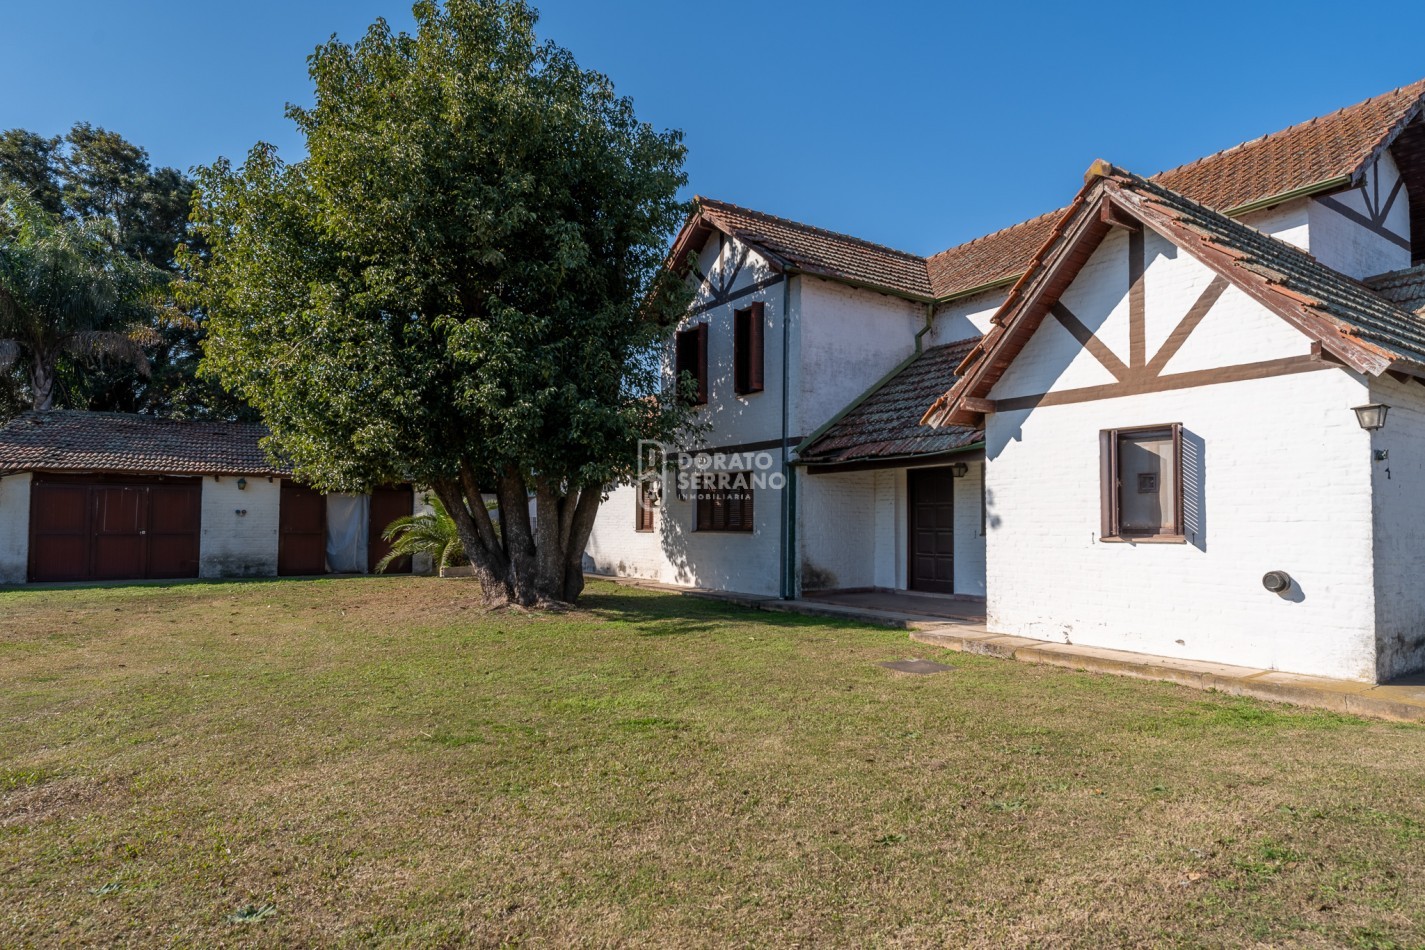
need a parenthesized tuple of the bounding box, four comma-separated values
(674, 323, 708, 405)
(733, 302, 765, 395)
(1101, 424, 1183, 541)
(695, 489, 754, 532)
(635, 479, 656, 532)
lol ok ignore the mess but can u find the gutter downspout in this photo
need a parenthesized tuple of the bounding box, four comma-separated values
(779, 274, 795, 600)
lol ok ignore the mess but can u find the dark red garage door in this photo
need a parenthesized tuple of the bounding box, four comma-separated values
(278, 481, 327, 576)
(368, 485, 414, 573)
(29, 475, 202, 582)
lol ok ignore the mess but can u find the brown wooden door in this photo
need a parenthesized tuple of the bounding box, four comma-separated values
(91, 486, 149, 579)
(278, 481, 327, 576)
(28, 480, 91, 582)
(29, 475, 201, 583)
(147, 484, 202, 578)
(368, 486, 413, 573)
(908, 468, 955, 594)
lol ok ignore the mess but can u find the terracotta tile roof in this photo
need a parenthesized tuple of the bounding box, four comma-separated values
(1366, 263, 1425, 314)
(0, 411, 288, 476)
(1153, 78, 1425, 212)
(923, 165, 1425, 428)
(696, 197, 933, 298)
(697, 79, 1425, 304)
(925, 212, 1061, 300)
(798, 337, 982, 466)
(1121, 172, 1425, 370)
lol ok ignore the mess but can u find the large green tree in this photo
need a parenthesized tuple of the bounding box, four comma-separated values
(0, 123, 248, 418)
(186, 0, 691, 605)
(0, 188, 161, 411)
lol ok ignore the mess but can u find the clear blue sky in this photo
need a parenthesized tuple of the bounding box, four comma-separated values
(5, 1, 1425, 256)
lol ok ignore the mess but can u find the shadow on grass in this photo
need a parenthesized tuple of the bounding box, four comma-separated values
(576, 586, 891, 637)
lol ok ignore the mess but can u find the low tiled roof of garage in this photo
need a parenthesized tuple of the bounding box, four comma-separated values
(797, 337, 983, 466)
(0, 411, 289, 476)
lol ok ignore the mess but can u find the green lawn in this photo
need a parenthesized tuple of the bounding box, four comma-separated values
(3, 578, 1425, 946)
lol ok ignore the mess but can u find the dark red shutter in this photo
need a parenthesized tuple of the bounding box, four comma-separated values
(746, 302, 764, 393)
(733, 309, 749, 394)
(695, 322, 708, 404)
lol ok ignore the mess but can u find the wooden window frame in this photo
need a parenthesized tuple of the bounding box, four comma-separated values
(635, 480, 656, 533)
(694, 488, 755, 533)
(674, 323, 709, 405)
(733, 302, 765, 396)
(1099, 423, 1185, 543)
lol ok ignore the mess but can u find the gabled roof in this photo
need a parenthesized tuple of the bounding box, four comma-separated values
(0, 411, 287, 476)
(676, 78, 1425, 305)
(669, 197, 933, 299)
(922, 162, 1425, 428)
(928, 78, 1425, 300)
(798, 337, 982, 467)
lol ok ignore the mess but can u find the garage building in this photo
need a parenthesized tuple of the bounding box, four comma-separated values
(0, 411, 419, 584)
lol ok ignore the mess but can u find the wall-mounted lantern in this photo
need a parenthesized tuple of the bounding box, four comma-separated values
(1352, 403, 1390, 431)
(950, 462, 970, 478)
(236, 477, 247, 490)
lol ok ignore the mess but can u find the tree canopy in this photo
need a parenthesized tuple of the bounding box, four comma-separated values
(0, 123, 249, 418)
(187, 0, 692, 605)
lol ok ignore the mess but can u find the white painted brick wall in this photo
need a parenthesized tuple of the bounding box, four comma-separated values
(200, 477, 279, 577)
(983, 219, 1379, 680)
(928, 290, 1004, 344)
(872, 469, 903, 588)
(795, 278, 924, 436)
(585, 465, 788, 597)
(798, 469, 877, 590)
(0, 472, 31, 584)
(987, 370, 1375, 680)
(1307, 154, 1411, 280)
(1368, 374, 1425, 679)
(954, 461, 987, 597)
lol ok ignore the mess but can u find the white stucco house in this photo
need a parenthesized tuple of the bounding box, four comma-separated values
(586, 76, 1425, 683)
(0, 411, 420, 584)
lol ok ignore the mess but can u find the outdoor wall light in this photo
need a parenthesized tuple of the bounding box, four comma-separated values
(236, 477, 247, 490)
(950, 462, 970, 478)
(1353, 403, 1390, 431)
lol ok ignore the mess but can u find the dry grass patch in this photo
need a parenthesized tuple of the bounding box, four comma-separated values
(2, 577, 1425, 946)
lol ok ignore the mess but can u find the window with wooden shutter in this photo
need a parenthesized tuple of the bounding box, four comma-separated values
(1100, 424, 1184, 541)
(695, 489, 755, 532)
(733, 302, 764, 395)
(674, 323, 709, 405)
(635, 480, 656, 532)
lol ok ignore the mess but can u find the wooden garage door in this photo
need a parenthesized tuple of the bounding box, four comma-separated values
(278, 481, 327, 576)
(368, 485, 414, 574)
(29, 475, 202, 583)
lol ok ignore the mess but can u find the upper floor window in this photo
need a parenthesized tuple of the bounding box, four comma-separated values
(674, 324, 708, 405)
(1100, 424, 1183, 542)
(733, 303, 765, 395)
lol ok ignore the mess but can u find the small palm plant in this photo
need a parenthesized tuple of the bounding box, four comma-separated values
(375, 494, 467, 573)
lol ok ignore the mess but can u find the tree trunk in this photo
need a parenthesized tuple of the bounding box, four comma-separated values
(430, 480, 510, 604)
(439, 472, 605, 608)
(29, 351, 56, 411)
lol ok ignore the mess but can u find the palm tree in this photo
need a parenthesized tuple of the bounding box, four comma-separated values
(0, 187, 158, 411)
(375, 494, 470, 573)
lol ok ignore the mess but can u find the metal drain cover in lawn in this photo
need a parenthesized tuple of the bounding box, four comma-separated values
(879, 658, 954, 675)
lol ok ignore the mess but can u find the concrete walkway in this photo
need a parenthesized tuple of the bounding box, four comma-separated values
(588, 574, 1425, 722)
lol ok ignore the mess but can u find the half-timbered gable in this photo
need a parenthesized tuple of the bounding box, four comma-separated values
(924, 164, 1425, 681)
